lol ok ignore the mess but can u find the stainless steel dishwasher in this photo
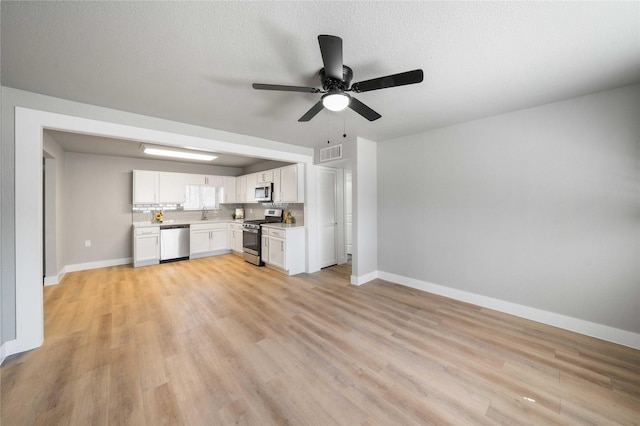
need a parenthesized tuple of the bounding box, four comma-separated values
(160, 224, 190, 262)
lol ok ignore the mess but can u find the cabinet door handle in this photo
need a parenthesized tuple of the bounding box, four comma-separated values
(281, 241, 284, 251)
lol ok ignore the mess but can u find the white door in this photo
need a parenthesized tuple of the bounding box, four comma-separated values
(318, 167, 338, 268)
(345, 170, 353, 255)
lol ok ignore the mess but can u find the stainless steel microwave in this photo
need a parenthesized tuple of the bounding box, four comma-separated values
(254, 182, 273, 202)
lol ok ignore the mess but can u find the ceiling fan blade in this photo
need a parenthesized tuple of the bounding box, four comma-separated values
(349, 97, 381, 121)
(318, 35, 343, 81)
(252, 83, 320, 93)
(298, 101, 324, 122)
(350, 69, 424, 93)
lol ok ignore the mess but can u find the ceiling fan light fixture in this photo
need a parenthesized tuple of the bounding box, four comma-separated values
(142, 145, 217, 161)
(322, 92, 350, 111)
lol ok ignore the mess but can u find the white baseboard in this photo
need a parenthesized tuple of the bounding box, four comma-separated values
(0, 341, 9, 365)
(1, 337, 44, 365)
(377, 271, 640, 350)
(65, 257, 132, 273)
(44, 266, 67, 286)
(351, 270, 379, 286)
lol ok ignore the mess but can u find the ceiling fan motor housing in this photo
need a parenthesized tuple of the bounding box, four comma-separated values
(320, 65, 353, 92)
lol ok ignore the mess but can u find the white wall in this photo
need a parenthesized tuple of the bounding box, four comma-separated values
(377, 84, 640, 338)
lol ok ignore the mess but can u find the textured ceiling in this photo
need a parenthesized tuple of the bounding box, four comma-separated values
(3, 1, 639, 151)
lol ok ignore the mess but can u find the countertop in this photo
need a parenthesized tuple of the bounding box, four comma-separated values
(261, 222, 304, 229)
(133, 219, 245, 228)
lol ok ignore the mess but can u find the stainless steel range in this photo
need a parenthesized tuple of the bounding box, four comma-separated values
(242, 209, 282, 266)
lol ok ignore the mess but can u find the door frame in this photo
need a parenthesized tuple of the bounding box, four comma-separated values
(316, 166, 346, 267)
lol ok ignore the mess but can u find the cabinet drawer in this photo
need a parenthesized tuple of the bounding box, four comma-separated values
(135, 227, 159, 236)
(268, 228, 285, 238)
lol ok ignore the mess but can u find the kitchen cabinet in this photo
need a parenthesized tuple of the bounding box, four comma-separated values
(257, 170, 274, 183)
(281, 164, 305, 202)
(185, 174, 222, 187)
(133, 226, 160, 267)
(273, 164, 305, 203)
(222, 176, 237, 204)
(261, 234, 269, 264)
(133, 170, 159, 204)
(185, 174, 206, 185)
(267, 232, 285, 269)
(245, 173, 258, 202)
(262, 225, 305, 275)
(228, 222, 244, 254)
(236, 175, 247, 203)
(190, 223, 229, 258)
(158, 172, 186, 203)
(204, 175, 223, 187)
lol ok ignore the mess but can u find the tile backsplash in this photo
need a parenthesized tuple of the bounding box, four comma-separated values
(132, 203, 304, 224)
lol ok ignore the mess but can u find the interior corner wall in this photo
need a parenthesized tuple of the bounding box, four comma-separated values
(377, 84, 640, 335)
(352, 137, 377, 281)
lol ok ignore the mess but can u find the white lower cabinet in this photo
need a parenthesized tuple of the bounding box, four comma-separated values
(261, 234, 270, 264)
(261, 226, 305, 275)
(190, 223, 229, 258)
(267, 234, 285, 269)
(228, 222, 244, 254)
(133, 227, 160, 267)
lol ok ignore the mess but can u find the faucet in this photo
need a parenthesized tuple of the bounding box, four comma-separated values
(201, 208, 208, 220)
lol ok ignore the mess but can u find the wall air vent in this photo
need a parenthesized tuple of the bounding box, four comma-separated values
(319, 144, 342, 162)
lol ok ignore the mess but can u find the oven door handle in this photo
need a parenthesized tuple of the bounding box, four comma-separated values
(243, 228, 259, 234)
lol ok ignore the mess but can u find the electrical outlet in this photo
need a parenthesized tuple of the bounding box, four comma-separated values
(85, 240, 91, 247)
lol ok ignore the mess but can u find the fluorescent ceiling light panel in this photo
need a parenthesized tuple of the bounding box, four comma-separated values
(143, 146, 217, 161)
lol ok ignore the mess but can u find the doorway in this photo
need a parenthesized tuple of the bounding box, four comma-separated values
(317, 166, 348, 269)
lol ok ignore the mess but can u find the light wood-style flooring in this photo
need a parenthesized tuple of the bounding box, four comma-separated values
(2, 254, 639, 425)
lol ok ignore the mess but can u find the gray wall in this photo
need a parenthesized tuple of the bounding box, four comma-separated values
(378, 84, 640, 333)
(242, 160, 292, 175)
(63, 151, 240, 266)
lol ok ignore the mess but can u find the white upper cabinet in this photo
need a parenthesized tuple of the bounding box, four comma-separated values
(236, 175, 247, 203)
(185, 174, 206, 186)
(245, 173, 258, 202)
(257, 170, 274, 183)
(222, 176, 237, 203)
(158, 172, 186, 204)
(279, 164, 305, 203)
(133, 170, 159, 204)
(205, 175, 224, 187)
(186, 174, 223, 186)
(134, 165, 305, 207)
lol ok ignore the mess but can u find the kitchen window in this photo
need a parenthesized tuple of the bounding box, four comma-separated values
(184, 185, 222, 210)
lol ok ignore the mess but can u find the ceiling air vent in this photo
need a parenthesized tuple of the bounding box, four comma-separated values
(319, 144, 342, 162)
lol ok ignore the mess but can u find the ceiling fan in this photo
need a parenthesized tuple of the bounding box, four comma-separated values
(252, 35, 424, 122)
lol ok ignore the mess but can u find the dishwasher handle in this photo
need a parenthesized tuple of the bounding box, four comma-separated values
(160, 224, 190, 230)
